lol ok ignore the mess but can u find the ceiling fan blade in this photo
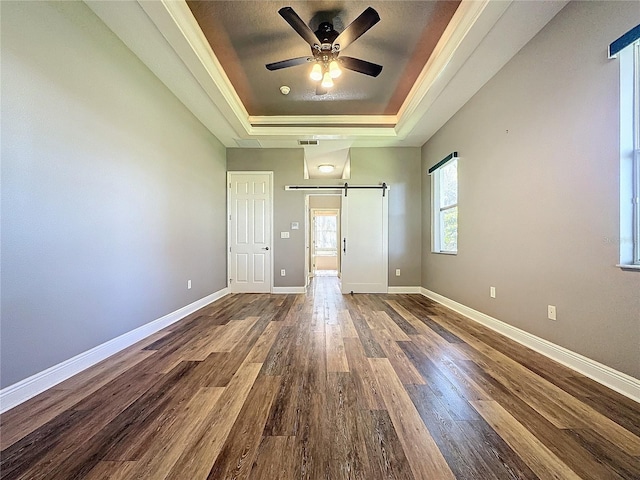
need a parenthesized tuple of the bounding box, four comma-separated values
(266, 57, 312, 71)
(340, 56, 383, 77)
(333, 7, 380, 52)
(278, 7, 320, 47)
(316, 84, 328, 96)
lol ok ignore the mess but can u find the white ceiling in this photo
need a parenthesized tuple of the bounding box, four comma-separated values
(85, 0, 568, 150)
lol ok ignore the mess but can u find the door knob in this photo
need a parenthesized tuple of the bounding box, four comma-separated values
(262, 247, 270, 251)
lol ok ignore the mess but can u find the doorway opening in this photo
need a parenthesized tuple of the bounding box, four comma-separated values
(306, 195, 341, 281)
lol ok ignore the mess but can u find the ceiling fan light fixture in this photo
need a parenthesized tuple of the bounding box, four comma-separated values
(321, 71, 334, 88)
(266, 7, 383, 95)
(329, 60, 341, 78)
(310, 63, 323, 81)
(318, 164, 335, 173)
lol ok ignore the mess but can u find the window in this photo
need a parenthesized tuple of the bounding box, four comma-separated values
(313, 211, 338, 255)
(614, 27, 640, 267)
(634, 42, 640, 266)
(430, 154, 458, 253)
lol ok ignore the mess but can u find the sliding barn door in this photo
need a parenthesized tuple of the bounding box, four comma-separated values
(228, 172, 272, 293)
(341, 188, 388, 293)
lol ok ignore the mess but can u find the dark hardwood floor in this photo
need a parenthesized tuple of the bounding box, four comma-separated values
(1, 277, 639, 479)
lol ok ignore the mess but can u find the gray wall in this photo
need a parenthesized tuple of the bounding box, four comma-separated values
(228, 147, 422, 288)
(309, 196, 341, 209)
(421, 1, 640, 378)
(1, 1, 228, 388)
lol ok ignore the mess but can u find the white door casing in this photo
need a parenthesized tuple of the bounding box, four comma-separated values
(304, 195, 310, 286)
(341, 188, 388, 294)
(228, 172, 273, 293)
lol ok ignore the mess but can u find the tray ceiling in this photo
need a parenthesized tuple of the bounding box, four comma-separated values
(186, 1, 460, 118)
(85, 0, 569, 148)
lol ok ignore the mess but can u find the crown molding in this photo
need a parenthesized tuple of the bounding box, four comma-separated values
(138, 0, 251, 137)
(395, 0, 510, 135)
(249, 115, 397, 127)
(249, 125, 398, 138)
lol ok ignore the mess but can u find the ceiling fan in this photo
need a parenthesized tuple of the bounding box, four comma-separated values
(265, 6, 383, 95)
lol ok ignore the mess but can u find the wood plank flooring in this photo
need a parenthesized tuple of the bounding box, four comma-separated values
(1, 277, 639, 479)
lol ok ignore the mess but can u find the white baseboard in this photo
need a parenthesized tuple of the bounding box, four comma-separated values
(272, 286, 306, 294)
(388, 286, 422, 294)
(421, 288, 640, 403)
(0, 288, 229, 414)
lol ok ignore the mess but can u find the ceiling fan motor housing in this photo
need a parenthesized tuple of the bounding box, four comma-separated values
(315, 22, 339, 45)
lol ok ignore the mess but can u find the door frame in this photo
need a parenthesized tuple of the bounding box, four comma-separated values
(305, 193, 342, 283)
(227, 171, 274, 293)
(304, 196, 310, 288)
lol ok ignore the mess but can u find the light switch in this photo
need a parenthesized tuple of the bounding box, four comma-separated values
(281, 231, 290, 239)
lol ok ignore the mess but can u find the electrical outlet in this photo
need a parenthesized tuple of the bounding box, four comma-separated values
(490, 286, 496, 298)
(281, 269, 286, 276)
(548, 305, 557, 320)
(395, 269, 401, 276)
(187, 280, 192, 289)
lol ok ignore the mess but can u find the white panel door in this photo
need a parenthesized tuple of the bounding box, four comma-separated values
(341, 188, 388, 293)
(228, 172, 272, 293)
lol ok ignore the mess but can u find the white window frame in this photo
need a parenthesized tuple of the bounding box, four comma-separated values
(634, 43, 640, 266)
(312, 209, 339, 256)
(430, 156, 458, 254)
(618, 41, 640, 268)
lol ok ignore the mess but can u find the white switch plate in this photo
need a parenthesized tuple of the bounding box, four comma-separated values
(280, 269, 286, 276)
(490, 286, 496, 298)
(548, 305, 557, 320)
(395, 269, 401, 276)
(291, 222, 299, 230)
(280, 231, 290, 238)
(187, 280, 192, 289)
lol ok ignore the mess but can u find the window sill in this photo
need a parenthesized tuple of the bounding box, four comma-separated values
(616, 264, 640, 271)
(432, 251, 457, 255)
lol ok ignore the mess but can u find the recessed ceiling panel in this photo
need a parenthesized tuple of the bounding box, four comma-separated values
(187, 1, 460, 117)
